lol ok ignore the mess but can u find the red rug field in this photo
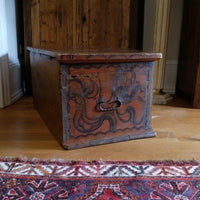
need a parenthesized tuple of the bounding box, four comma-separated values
(0, 159, 199, 199)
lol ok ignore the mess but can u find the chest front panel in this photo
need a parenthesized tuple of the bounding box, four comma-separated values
(63, 62, 154, 145)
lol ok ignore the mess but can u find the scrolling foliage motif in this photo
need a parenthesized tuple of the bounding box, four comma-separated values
(69, 64, 147, 139)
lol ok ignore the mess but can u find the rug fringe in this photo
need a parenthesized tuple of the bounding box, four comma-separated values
(0, 156, 199, 165)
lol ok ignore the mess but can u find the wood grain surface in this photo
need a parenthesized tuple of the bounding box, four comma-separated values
(29, 0, 133, 50)
(28, 48, 160, 149)
(27, 47, 162, 63)
(0, 96, 199, 161)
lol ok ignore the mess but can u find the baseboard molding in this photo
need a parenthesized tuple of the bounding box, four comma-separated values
(153, 92, 173, 105)
(0, 54, 11, 108)
(8, 59, 23, 104)
(162, 88, 176, 94)
(163, 59, 178, 94)
(11, 88, 23, 104)
(8, 59, 20, 69)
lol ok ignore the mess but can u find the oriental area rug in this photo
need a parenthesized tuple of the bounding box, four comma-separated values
(0, 159, 199, 200)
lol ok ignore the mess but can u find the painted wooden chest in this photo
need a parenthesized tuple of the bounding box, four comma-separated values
(28, 47, 161, 149)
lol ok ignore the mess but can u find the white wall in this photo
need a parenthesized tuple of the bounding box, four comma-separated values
(143, 0, 184, 94)
(143, 0, 156, 52)
(5, 0, 23, 104)
(163, 0, 184, 94)
(5, 0, 18, 64)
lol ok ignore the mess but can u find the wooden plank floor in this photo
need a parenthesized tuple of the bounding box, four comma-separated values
(0, 96, 199, 161)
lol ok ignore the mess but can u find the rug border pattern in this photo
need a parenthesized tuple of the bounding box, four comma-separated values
(0, 159, 199, 178)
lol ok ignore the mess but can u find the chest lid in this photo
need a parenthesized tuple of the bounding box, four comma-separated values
(27, 47, 162, 64)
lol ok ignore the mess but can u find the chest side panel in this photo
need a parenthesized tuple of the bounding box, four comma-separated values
(63, 62, 154, 148)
